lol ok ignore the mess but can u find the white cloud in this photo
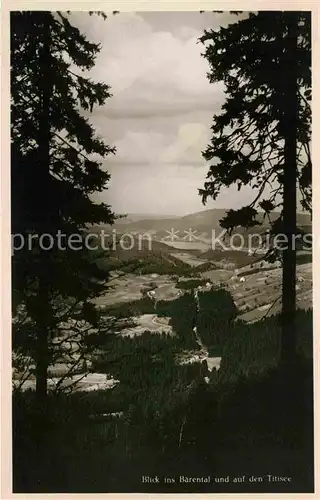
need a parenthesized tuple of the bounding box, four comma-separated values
(173, 25, 199, 40)
(108, 121, 210, 166)
(161, 122, 210, 164)
(70, 11, 255, 215)
(71, 12, 224, 117)
(100, 161, 259, 216)
(112, 131, 170, 164)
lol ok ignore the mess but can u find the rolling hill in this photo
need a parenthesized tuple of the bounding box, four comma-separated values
(90, 209, 312, 245)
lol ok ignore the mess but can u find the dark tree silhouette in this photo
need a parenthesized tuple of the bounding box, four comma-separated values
(199, 11, 311, 365)
(11, 11, 116, 403)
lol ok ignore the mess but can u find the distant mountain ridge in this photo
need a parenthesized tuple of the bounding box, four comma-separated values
(95, 209, 312, 239)
(114, 213, 180, 224)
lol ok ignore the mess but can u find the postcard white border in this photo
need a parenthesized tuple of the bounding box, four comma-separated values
(1, 1, 319, 499)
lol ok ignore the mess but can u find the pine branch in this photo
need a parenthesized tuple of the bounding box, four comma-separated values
(260, 294, 282, 321)
(53, 131, 97, 163)
(249, 169, 278, 208)
(52, 352, 86, 393)
(298, 88, 311, 111)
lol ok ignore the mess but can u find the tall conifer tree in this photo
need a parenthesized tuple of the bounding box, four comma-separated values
(200, 11, 311, 364)
(11, 11, 115, 401)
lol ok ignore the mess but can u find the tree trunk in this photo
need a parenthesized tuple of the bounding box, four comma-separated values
(35, 11, 52, 404)
(35, 321, 49, 400)
(280, 12, 299, 366)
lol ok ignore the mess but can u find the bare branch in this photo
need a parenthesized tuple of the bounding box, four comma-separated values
(53, 352, 87, 393)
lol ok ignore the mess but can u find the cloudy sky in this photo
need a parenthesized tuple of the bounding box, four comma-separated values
(71, 11, 255, 216)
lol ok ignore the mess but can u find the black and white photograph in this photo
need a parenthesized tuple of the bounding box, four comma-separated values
(7, 6, 314, 494)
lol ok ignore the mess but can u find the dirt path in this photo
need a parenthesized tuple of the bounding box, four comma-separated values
(192, 290, 222, 372)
